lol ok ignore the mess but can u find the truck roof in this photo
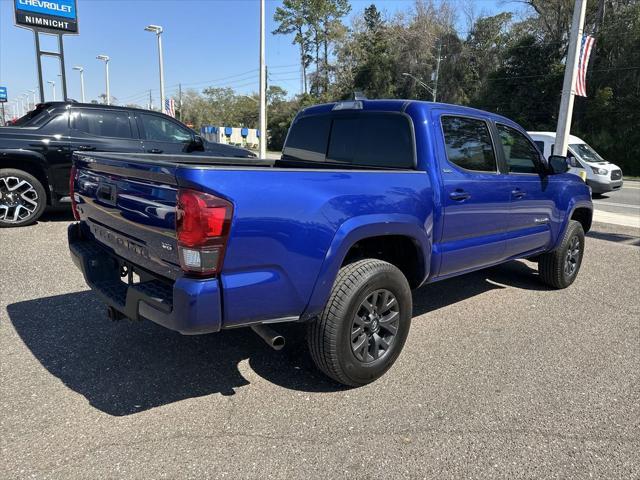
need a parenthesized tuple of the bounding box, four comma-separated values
(34, 101, 168, 115)
(301, 99, 520, 128)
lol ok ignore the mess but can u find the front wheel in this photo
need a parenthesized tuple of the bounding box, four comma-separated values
(0, 169, 47, 227)
(308, 259, 412, 386)
(538, 220, 585, 289)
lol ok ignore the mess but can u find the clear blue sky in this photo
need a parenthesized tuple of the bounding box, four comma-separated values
(0, 0, 507, 109)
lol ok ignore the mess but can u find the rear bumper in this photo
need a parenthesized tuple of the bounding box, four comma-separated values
(587, 178, 623, 193)
(68, 223, 222, 334)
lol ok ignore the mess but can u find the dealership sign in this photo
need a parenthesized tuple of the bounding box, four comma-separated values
(0, 87, 7, 103)
(14, 0, 78, 34)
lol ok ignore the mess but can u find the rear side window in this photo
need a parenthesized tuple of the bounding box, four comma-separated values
(441, 116, 497, 172)
(71, 109, 133, 138)
(283, 115, 331, 162)
(327, 114, 414, 168)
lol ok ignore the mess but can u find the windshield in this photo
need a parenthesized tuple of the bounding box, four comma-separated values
(569, 143, 605, 163)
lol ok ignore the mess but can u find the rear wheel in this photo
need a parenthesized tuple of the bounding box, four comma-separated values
(308, 259, 412, 386)
(538, 220, 585, 289)
(0, 169, 46, 227)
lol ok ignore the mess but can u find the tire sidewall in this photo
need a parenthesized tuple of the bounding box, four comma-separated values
(335, 267, 412, 385)
(0, 169, 47, 228)
(560, 222, 585, 286)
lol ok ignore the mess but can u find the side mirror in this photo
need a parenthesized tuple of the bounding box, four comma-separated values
(548, 155, 571, 174)
(187, 135, 205, 151)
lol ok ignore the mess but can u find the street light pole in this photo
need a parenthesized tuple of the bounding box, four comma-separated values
(28, 89, 37, 109)
(47, 80, 56, 101)
(97, 55, 110, 105)
(259, 0, 267, 159)
(73, 66, 85, 102)
(145, 25, 165, 114)
(402, 72, 435, 98)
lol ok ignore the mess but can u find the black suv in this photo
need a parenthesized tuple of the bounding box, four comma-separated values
(0, 102, 255, 227)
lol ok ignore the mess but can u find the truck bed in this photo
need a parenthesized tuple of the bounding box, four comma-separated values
(71, 151, 433, 332)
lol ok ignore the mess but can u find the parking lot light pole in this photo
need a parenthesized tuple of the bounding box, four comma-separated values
(28, 90, 36, 109)
(73, 66, 85, 102)
(96, 55, 110, 105)
(47, 80, 56, 101)
(145, 25, 165, 114)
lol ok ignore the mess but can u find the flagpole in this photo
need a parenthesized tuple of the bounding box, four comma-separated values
(259, 0, 267, 159)
(554, 0, 588, 157)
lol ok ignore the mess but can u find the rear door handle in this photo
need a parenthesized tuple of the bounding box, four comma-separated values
(449, 190, 471, 201)
(512, 189, 527, 199)
(147, 148, 163, 154)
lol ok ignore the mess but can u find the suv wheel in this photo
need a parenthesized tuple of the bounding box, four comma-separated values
(538, 220, 585, 289)
(0, 169, 47, 227)
(308, 258, 412, 386)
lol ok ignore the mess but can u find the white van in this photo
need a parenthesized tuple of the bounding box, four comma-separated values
(528, 132, 623, 194)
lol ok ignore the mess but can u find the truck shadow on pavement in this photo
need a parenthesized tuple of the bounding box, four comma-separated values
(7, 260, 546, 416)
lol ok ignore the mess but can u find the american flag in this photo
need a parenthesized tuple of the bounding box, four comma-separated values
(575, 34, 595, 97)
(164, 98, 175, 117)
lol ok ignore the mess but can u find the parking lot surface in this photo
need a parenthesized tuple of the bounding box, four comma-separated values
(1, 213, 639, 479)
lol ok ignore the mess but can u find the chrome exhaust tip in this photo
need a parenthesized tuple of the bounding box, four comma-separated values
(251, 324, 285, 351)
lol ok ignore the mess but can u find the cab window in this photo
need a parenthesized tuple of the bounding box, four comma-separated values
(140, 114, 192, 143)
(282, 112, 415, 169)
(441, 116, 497, 173)
(496, 124, 541, 174)
(71, 109, 133, 138)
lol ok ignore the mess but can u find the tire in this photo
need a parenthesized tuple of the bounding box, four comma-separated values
(538, 220, 585, 289)
(308, 259, 412, 386)
(0, 169, 47, 227)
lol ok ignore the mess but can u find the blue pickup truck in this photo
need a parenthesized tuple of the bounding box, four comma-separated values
(68, 99, 593, 386)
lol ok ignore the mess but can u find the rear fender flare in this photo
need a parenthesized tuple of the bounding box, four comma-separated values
(301, 213, 431, 319)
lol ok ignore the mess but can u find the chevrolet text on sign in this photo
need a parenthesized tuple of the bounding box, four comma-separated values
(14, 0, 78, 34)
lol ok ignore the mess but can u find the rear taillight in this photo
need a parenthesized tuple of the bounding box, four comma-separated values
(69, 165, 80, 220)
(176, 189, 233, 276)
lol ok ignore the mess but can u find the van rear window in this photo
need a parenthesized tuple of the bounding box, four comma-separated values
(283, 112, 415, 169)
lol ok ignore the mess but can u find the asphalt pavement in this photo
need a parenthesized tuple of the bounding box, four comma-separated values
(1, 213, 639, 479)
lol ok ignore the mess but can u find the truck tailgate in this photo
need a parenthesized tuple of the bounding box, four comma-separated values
(73, 153, 181, 280)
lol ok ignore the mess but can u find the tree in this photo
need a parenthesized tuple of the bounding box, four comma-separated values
(273, 0, 312, 94)
(351, 5, 396, 98)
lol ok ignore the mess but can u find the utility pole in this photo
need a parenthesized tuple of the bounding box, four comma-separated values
(148, 90, 153, 110)
(259, 0, 267, 159)
(433, 41, 442, 102)
(555, 0, 587, 157)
